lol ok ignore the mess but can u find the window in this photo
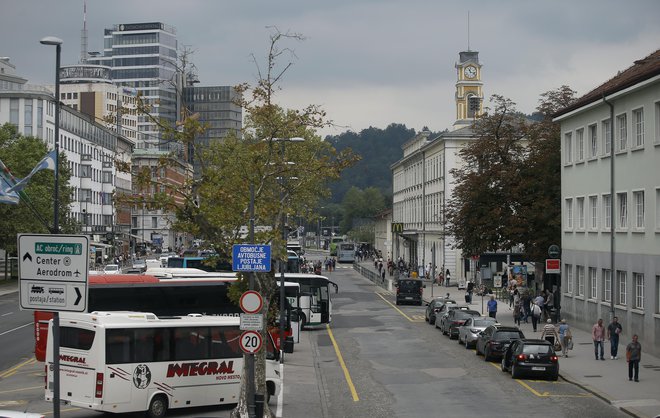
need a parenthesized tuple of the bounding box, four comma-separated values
(564, 132, 573, 163)
(79, 165, 91, 178)
(79, 189, 92, 203)
(633, 108, 644, 147)
(633, 190, 644, 229)
(60, 327, 95, 351)
(603, 194, 611, 229)
(602, 119, 612, 155)
(617, 114, 627, 151)
(589, 124, 598, 157)
(589, 267, 597, 299)
(589, 196, 598, 230)
(577, 197, 585, 230)
(132, 216, 138, 228)
(603, 269, 612, 302)
(9, 98, 19, 125)
(565, 198, 573, 229)
(151, 216, 158, 228)
(102, 171, 113, 184)
(633, 273, 644, 310)
(576, 265, 585, 297)
(576, 128, 584, 161)
(616, 270, 627, 306)
(617, 192, 627, 229)
(565, 264, 573, 294)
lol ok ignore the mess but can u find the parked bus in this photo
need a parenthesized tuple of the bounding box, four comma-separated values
(281, 273, 338, 328)
(337, 242, 356, 263)
(45, 311, 280, 417)
(33, 274, 294, 362)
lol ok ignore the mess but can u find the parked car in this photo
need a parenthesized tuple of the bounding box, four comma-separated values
(475, 325, 525, 361)
(458, 317, 498, 348)
(440, 309, 481, 339)
(500, 339, 559, 381)
(395, 278, 425, 305)
(0, 410, 45, 418)
(102, 264, 120, 274)
(434, 304, 471, 331)
(424, 297, 456, 325)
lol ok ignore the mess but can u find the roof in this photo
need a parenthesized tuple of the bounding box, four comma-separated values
(554, 49, 660, 118)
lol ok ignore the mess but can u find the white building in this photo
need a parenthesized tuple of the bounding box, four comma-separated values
(391, 50, 484, 283)
(554, 49, 660, 356)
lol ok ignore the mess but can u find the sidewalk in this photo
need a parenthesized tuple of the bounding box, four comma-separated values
(355, 260, 660, 418)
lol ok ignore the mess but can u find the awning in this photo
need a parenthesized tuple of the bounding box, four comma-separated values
(90, 242, 112, 249)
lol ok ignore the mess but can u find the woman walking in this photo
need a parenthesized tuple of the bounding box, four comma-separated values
(558, 319, 572, 357)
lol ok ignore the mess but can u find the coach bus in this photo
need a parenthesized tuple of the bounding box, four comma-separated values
(282, 273, 338, 328)
(337, 242, 356, 263)
(33, 274, 296, 361)
(46, 311, 280, 417)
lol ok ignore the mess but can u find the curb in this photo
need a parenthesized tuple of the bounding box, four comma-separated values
(558, 371, 643, 418)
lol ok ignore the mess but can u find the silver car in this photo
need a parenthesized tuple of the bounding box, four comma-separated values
(458, 317, 498, 348)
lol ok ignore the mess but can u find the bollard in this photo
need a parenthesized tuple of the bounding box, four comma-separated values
(255, 393, 264, 417)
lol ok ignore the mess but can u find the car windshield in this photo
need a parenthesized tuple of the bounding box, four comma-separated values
(522, 344, 553, 355)
(494, 331, 523, 341)
(474, 319, 496, 327)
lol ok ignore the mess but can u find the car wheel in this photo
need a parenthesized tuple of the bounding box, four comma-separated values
(464, 337, 470, 349)
(500, 358, 507, 372)
(511, 364, 521, 379)
(549, 372, 559, 381)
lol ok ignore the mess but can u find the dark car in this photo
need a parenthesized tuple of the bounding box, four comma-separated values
(434, 304, 470, 331)
(395, 279, 425, 306)
(475, 325, 525, 361)
(424, 297, 456, 325)
(441, 309, 481, 339)
(500, 339, 559, 381)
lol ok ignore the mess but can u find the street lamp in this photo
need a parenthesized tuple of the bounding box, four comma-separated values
(41, 34, 62, 418)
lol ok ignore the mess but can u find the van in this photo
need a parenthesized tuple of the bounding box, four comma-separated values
(395, 278, 425, 306)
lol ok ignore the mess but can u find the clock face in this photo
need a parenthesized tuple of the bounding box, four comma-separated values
(463, 65, 477, 79)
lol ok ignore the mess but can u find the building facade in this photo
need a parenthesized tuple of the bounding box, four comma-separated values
(554, 49, 660, 357)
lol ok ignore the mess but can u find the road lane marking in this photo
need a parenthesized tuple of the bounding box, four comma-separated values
(326, 324, 359, 402)
(0, 358, 36, 379)
(0, 322, 32, 337)
(1, 312, 13, 317)
(488, 363, 591, 398)
(375, 293, 417, 322)
(40, 407, 79, 416)
(0, 385, 43, 394)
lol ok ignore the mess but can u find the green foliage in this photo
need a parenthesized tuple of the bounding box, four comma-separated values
(339, 186, 386, 234)
(0, 124, 75, 254)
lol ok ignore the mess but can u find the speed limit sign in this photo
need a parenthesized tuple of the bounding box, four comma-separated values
(239, 330, 263, 354)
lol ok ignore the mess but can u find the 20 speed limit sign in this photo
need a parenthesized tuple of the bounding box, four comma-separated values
(239, 330, 263, 354)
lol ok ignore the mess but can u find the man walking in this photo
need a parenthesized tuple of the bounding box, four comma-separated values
(592, 318, 606, 360)
(607, 316, 623, 360)
(626, 334, 642, 382)
(487, 295, 498, 319)
(531, 301, 542, 332)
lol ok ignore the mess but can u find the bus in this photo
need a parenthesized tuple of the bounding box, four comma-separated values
(33, 274, 295, 362)
(337, 242, 356, 263)
(329, 237, 344, 256)
(45, 311, 280, 417)
(282, 273, 338, 328)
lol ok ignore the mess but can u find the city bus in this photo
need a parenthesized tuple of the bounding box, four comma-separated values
(329, 236, 344, 256)
(281, 273, 338, 328)
(337, 242, 356, 263)
(45, 311, 281, 417)
(33, 274, 295, 361)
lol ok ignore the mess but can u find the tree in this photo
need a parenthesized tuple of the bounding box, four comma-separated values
(0, 124, 75, 255)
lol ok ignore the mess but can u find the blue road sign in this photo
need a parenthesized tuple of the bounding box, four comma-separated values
(232, 245, 271, 272)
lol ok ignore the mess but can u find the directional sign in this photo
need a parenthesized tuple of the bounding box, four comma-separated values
(232, 245, 271, 272)
(18, 234, 89, 312)
(240, 290, 263, 314)
(239, 330, 263, 354)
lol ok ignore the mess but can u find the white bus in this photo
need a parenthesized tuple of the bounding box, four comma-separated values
(46, 312, 281, 418)
(337, 242, 356, 263)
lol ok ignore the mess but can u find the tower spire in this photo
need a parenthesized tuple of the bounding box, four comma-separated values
(80, 0, 88, 63)
(467, 11, 471, 51)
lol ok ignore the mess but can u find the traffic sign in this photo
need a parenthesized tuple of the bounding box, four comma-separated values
(239, 330, 263, 354)
(545, 259, 561, 274)
(232, 244, 271, 272)
(240, 313, 264, 330)
(240, 290, 263, 314)
(548, 244, 561, 258)
(18, 234, 89, 312)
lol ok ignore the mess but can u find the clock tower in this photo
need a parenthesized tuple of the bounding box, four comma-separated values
(453, 50, 483, 129)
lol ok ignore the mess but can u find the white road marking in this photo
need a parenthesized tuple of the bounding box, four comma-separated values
(1, 312, 14, 317)
(0, 322, 32, 337)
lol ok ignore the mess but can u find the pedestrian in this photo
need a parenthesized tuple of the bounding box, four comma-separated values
(541, 319, 559, 348)
(531, 301, 542, 332)
(522, 292, 531, 323)
(607, 316, 623, 360)
(626, 334, 642, 382)
(438, 271, 444, 286)
(487, 295, 497, 319)
(592, 318, 606, 360)
(513, 298, 522, 326)
(558, 319, 572, 357)
(381, 268, 385, 283)
(445, 269, 450, 287)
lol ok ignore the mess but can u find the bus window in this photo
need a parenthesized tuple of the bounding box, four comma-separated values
(211, 327, 242, 359)
(106, 329, 132, 364)
(60, 326, 95, 350)
(174, 327, 210, 361)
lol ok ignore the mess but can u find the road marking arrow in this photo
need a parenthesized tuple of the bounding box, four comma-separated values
(22, 252, 32, 262)
(74, 287, 82, 305)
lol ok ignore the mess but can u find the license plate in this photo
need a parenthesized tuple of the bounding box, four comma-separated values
(405, 297, 413, 300)
(531, 367, 546, 371)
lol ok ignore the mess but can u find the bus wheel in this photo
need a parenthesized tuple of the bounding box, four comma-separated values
(147, 394, 168, 418)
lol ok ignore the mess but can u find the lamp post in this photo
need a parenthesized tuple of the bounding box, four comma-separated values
(41, 35, 62, 418)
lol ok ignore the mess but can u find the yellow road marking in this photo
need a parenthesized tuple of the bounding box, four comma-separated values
(0, 385, 43, 395)
(488, 363, 590, 398)
(0, 358, 36, 379)
(40, 407, 79, 416)
(375, 293, 416, 322)
(326, 324, 359, 402)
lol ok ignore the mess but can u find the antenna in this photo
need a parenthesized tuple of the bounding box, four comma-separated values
(467, 11, 470, 51)
(80, 0, 88, 63)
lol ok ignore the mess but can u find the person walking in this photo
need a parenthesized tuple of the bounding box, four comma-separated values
(487, 295, 498, 319)
(626, 334, 642, 382)
(513, 298, 522, 326)
(541, 319, 559, 348)
(558, 319, 572, 357)
(592, 318, 606, 360)
(607, 316, 623, 360)
(445, 269, 451, 287)
(531, 301, 542, 332)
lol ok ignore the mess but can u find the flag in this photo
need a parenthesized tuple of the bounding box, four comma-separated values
(0, 158, 20, 205)
(7, 150, 57, 193)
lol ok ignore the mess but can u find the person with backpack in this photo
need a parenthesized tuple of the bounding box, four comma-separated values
(531, 300, 542, 332)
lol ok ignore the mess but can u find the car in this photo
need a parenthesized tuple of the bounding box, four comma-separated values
(132, 259, 147, 271)
(440, 309, 481, 339)
(475, 325, 525, 361)
(395, 278, 425, 305)
(500, 339, 559, 381)
(102, 264, 120, 274)
(424, 297, 456, 325)
(434, 304, 471, 331)
(458, 317, 498, 348)
(0, 410, 45, 418)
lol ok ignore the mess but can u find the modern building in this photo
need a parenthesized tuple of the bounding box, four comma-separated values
(554, 49, 660, 357)
(391, 50, 484, 283)
(0, 57, 135, 265)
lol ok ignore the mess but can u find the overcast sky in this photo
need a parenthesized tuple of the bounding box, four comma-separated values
(2, 0, 659, 137)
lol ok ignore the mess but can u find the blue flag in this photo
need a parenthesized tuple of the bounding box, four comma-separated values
(0, 158, 20, 205)
(7, 150, 57, 194)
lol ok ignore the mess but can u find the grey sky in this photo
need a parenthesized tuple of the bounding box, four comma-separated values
(2, 0, 659, 137)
